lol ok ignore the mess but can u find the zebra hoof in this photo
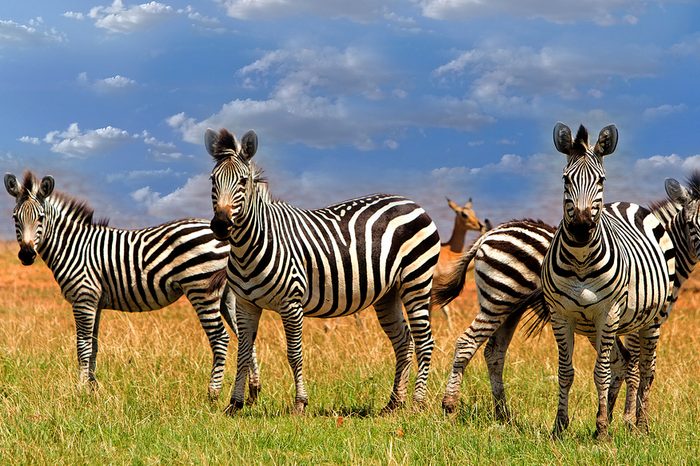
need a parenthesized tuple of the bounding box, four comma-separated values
(441, 396, 458, 414)
(293, 399, 307, 415)
(224, 400, 244, 416)
(208, 387, 221, 402)
(380, 399, 405, 415)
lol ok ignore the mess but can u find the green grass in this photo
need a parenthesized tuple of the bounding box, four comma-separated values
(1, 241, 699, 464)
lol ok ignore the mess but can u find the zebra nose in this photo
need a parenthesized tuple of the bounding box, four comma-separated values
(210, 213, 232, 240)
(18, 244, 36, 265)
(568, 207, 595, 243)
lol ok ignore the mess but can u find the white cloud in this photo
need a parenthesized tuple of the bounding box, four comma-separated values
(18, 136, 40, 145)
(44, 123, 132, 157)
(218, 0, 391, 21)
(107, 167, 181, 182)
(78, 72, 137, 92)
(0, 18, 66, 45)
(67, 0, 176, 33)
(642, 103, 687, 119)
(168, 46, 492, 149)
(131, 174, 212, 219)
(418, 0, 651, 25)
(433, 45, 659, 115)
(141, 131, 186, 160)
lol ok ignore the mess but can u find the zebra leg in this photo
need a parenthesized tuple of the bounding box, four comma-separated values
(224, 302, 262, 416)
(402, 285, 434, 409)
(620, 333, 640, 428)
(605, 336, 631, 423)
(374, 289, 413, 413)
(592, 325, 617, 440)
(635, 326, 660, 433)
(87, 308, 102, 389)
(189, 292, 231, 401)
(483, 309, 523, 423)
(280, 303, 308, 414)
(72, 300, 100, 386)
(440, 303, 452, 329)
(442, 307, 513, 414)
(551, 314, 575, 438)
(219, 288, 261, 405)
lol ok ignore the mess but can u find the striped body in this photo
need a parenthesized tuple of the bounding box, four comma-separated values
(543, 123, 674, 438)
(206, 128, 440, 414)
(4, 172, 251, 400)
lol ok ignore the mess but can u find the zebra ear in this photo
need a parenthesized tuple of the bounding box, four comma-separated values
(4, 174, 19, 198)
(594, 124, 618, 157)
(38, 176, 54, 200)
(240, 130, 258, 161)
(204, 128, 219, 157)
(665, 178, 691, 205)
(553, 122, 572, 155)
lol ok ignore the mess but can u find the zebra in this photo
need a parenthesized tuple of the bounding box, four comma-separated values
(434, 175, 700, 426)
(205, 128, 441, 415)
(3, 171, 260, 401)
(541, 123, 674, 439)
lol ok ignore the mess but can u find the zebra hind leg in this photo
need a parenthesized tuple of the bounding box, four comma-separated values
(374, 289, 413, 413)
(442, 306, 513, 415)
(401, 282, 434, 410)
(635, 326, 660, 433)
(189, 292, 231, 401)
(225, 303, 262, 415)
(483, 308, 523, 423)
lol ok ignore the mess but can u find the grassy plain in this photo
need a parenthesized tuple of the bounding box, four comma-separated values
(0, 240, 699, 464)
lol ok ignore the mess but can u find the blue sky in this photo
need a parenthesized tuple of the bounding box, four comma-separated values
(2, 1, 700, 241)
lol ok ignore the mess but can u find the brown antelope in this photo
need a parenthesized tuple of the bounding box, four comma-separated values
(434, 198, 488, 326)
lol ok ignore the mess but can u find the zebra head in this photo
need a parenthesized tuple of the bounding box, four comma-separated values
(447, 197, 486, 234)
(553, 122, 618, 245)
(205, 128, 258, 240)
(4, 172, 55, 265)
(665, 174, 700, 260)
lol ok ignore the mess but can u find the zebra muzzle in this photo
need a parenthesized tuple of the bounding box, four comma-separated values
(18, 244, 36, 265)
(568, 208, 595, 244)
(210, 213, 233, 240)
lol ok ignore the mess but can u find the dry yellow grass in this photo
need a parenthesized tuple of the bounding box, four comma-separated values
(0, 240, 699, 463)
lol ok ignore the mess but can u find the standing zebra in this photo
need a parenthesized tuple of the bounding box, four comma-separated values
(4, 171, 260, 401)
(205, 128, 441, 415)
(542, 123, 674, 439)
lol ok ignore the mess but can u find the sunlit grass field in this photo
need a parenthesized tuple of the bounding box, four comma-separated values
(0, 240, 699, 464)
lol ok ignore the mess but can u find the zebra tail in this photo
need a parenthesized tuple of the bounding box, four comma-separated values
(520, 289, 551, 339)
(219, 286, 238, 337)
(207, 267, 228, 295)
(431, 237, 484, 308)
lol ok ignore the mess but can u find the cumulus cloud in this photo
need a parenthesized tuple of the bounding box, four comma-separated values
(168, 46, 492, 149)
(642, 103, 687, 119)
(218, 0, 392, 21)
(131, 174, 211, 219)
(433, 45, 659, 116)
(18, 136, 40, 145)
(418, 0, 651, 25)
(64, 0, 176, 33)
(0, 17, 66, 45)
(141, 131, 186, 160)
(78, 71, 137, 91)
(44, 123, 132, 157)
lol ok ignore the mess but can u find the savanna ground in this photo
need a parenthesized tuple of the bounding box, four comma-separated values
(0, 241, 699, 465)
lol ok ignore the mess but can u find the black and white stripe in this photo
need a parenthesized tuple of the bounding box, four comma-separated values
(4, 171, 259, 400)
(205, 128, 441, 414)
(542, 123, 675, 438)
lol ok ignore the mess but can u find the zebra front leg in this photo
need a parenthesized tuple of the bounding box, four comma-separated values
(281, 304, 307, 414)
(72, 301, 100, 388)
(483, 310, 523, 422)
(375, 291, 413, 413)
(219, 287, 261, 404)
(605, 336, 631, 423)
(635, 326, 660, 433)
(551, 314, 575, 438)
(225, 303, 262, 416)
(593, 325, 617, 440)
(87, 308, 102, 389)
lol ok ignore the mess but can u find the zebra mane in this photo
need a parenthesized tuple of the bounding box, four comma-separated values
(687, 170, 700, 199)
(20, 171, 109, 227)
(210, 128, 241, 162)
(571, 124, 589, 156)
